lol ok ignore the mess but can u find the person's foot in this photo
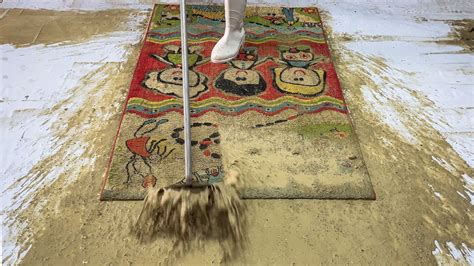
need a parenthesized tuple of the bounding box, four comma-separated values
(211, 28, 245, 63)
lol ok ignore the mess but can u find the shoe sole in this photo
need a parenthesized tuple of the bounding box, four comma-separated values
(211, 33, 245, 64)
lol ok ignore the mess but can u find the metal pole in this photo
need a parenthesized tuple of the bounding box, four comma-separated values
(179, 0, 193, 184)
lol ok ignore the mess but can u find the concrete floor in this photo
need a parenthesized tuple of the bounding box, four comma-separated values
(1, 0, 473, 265)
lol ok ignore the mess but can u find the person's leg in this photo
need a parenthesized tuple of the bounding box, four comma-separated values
(211, 0, 247, 63)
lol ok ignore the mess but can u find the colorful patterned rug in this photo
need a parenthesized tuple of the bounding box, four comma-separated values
(100, 4, 375, 200)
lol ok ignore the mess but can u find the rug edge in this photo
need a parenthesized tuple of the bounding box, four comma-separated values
(99, 5, 158, 201)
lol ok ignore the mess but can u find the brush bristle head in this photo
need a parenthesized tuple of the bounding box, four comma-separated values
(133, 183, 246, 244)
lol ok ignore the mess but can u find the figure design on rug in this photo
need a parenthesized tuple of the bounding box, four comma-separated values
(281, 8, 298, 26)
(170, 122, 221, 159)
(273, 45, 326, 96)
(157, 5, 180, 25)
(124, 118, 175, 187)
(191, 5, 224, 21)
(124, 119, 222, 187)
(143, 45, 209, 98)
(295, 8, 320, 27)
(248, 7, 318, 27)
(260, 8, 286, 26)
(193, 165, 225, 184)
(154, 5, 195, 28)
(214, 47, 269, 96)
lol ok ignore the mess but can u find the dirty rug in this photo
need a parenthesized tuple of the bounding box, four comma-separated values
(100, 4, 375, 200)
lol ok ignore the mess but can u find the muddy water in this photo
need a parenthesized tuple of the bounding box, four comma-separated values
(133, 172, 246, 262)
(2, 8, 473, 265)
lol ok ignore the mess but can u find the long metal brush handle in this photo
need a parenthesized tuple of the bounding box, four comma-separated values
(179, 0, 193, 184)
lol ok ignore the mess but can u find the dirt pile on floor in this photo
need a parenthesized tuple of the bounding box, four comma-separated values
(133, 171, 247, 260)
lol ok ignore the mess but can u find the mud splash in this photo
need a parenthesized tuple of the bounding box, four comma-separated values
(441, 19, 474, 52)
(133, 173, 247, 261)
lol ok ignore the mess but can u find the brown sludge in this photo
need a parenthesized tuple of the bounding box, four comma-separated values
(133, 170, 246, 260)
